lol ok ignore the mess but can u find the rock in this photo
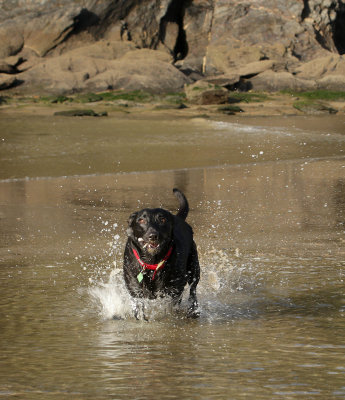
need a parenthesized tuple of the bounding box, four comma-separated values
(48, 95, 71, 104)
(50, 40, 136, 60)
(0, 75, 19, 90)
(234, 60, 277, 78)
(17, 47, 188, 94)
(84, 50, 188, 93)
(1, 0, 345, 94)
(181, 1, 213, 72)
(54, 109, 108, 117)
(23, 6, 84, 57)
(119, 49, 172, 64)
(218, 105, 244, 115)
(158, 21, 180, 56)
(154, 103, 188, 110)
(174, 60, 204, 81)
(5, 48, 41, 73)
(250, 70, 317, 91)
(16, 41, 135, 91)
(184, 80, 214, 102)
(0, 60, 17, 74)
(0, 20, 24, 58)
(204, 73, 240, 87)
(198, 1, 306, 73)
(184, 80, 229, 104)
(317, 75, 345, 91)
(293, 100, 338, 115)
(205, 45, 265, 75)
(294, 54, 345, 79)
(199, 89, 229, 105)
(18, 53, 109, 94)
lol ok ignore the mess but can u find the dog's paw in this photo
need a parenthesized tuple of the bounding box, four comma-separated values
(187, 304, 200, 318)
(187, 308, 200, 318)
(132, 300, 149, 321)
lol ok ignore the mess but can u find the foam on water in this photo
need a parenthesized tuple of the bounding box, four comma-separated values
(206, 120, 295, 137)
(207, 119, 345, 144)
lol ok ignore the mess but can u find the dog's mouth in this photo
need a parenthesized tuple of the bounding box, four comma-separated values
(138, 238, 160, 251)
(145, 241, 160, 250)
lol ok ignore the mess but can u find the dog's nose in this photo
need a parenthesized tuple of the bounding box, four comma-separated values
(149, 233, 158, 241)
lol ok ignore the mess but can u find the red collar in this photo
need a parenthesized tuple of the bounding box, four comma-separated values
(132, 245, 173, 280)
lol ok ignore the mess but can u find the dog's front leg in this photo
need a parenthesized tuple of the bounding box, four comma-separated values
(187, 285, 199, 318)
(187, 241, 200, 318)
(131, 299, 148, 321)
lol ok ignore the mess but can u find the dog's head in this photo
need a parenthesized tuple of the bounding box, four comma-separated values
(127, 208, 174, 256)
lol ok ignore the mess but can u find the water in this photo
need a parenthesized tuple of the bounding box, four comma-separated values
(0, 112, 344, 399)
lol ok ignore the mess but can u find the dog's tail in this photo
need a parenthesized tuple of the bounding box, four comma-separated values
(173, 188, 189, 220)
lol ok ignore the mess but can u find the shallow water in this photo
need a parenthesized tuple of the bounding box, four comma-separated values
(0, 113, 345, 399)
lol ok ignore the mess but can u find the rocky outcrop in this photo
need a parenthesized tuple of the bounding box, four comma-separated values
(0, 0, 345, 95)
(16, 46, 190, 94)
(250, 71, 317, 92)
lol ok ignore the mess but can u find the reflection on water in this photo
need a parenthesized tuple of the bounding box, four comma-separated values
(0, 115, 345, 399)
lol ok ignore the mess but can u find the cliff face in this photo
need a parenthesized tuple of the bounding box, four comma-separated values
(0, 0, 345, 94)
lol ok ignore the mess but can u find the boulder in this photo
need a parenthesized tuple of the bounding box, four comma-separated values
(294, 54, 345, 80)
(18, 54, 109, 94)
(0, 75, 19, 90)
(23, 6, 83, 57)
(198, 89, 229, 105)
(119, 49, 172, 64)
(85, 50, 188, 93)
(7, 48, 41, 73)
(204, 73, 240, 87)
(0, 20, 24, 58)
(54, 109, 108, 117)
(0, 60, 17, 74)
(317, 75, 345, 91)
(205, 45, 264, 75)
(293, 100, 338, 115)
(17, 48, 188, 94)
(250, 70, 316, 91)
(184, 80, 229, 104)
(59, 40, 136, 61)
(234, 60, 277, 78)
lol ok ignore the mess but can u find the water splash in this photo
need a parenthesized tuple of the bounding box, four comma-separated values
(89, 268, 195, 321)
(88, 238, 259, 322)
(89, 269, 132, 320)
(87, 207, 262, 321)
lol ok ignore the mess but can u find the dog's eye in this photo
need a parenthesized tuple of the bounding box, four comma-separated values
(159, 217, 167, 224)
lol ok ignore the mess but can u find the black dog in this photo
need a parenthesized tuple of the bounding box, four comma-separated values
(123, 188, 200, 319)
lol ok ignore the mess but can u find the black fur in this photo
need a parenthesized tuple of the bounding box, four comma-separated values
(123, 188, 200, 319)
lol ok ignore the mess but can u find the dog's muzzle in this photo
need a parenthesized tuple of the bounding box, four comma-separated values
(138, 237, 160, 251)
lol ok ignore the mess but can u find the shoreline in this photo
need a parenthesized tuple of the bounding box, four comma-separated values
(1, 90, 345, 119)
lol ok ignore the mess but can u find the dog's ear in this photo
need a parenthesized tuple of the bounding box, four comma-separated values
(128, 212, 138, 226)
(126, 212, 138, 237)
